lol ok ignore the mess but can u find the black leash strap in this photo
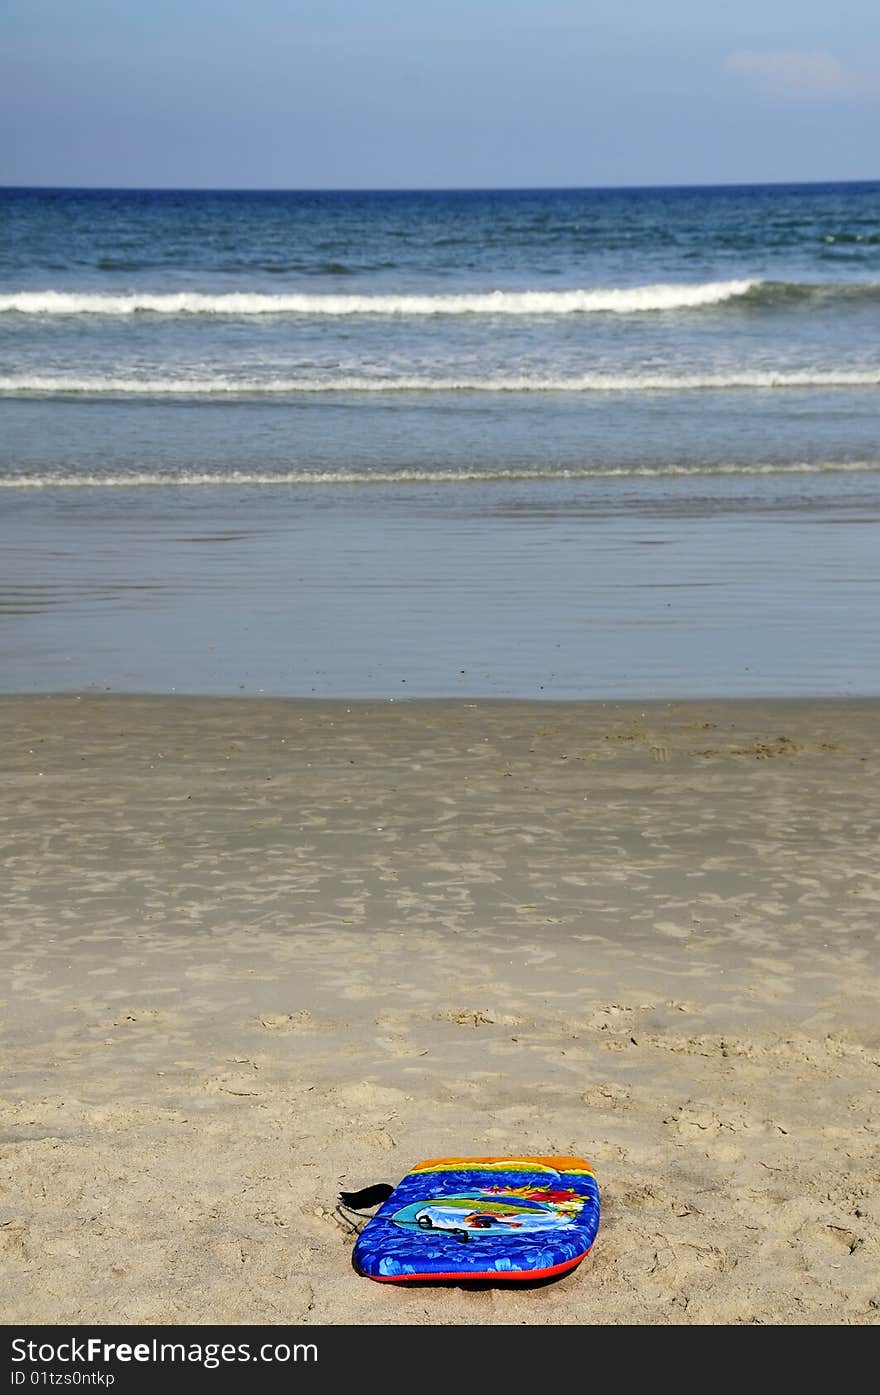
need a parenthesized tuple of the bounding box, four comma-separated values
(337, 1183, 395, 1210)
(335, 1182, 396, 1234)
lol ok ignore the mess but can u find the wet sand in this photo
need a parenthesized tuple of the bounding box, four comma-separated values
(4, 476, 880, 702)
(1, 695, 878, 1324)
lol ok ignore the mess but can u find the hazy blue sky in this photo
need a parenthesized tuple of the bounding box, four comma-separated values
(2, 0, 878, 188)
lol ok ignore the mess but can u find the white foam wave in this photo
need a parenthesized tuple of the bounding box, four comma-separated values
(0, 368, 878, 396)
(2, 462, 878, 489)
(0, 280, 757, 317)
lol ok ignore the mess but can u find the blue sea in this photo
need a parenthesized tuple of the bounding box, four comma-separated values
(1, 183, 878, 696)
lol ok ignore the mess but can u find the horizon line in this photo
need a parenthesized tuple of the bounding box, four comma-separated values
(1, 176, 878, 196)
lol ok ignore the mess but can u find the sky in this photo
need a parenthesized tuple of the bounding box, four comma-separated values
(1, 0, 878, 188)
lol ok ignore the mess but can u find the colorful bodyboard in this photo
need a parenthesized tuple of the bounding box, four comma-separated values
(352, 1155, 599, 1282)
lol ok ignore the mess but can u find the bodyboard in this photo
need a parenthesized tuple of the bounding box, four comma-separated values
(352, 1155, 599, 1282)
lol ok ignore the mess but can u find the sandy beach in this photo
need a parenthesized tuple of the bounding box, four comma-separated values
(1, 694, 878, 1325)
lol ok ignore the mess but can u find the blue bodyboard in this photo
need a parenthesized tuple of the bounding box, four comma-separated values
(352, 1155, 600, 1283)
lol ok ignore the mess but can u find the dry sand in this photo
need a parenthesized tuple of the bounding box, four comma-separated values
(1, 694, 878, 1325)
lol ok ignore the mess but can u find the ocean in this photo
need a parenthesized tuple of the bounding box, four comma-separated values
(1, 183, 878, 696)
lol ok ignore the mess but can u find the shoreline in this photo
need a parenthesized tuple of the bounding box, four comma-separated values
(4, 690, 879, 701)
(2, 694, 878, 1323)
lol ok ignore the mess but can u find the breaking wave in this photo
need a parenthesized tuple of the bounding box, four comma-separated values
(0, 281, 759, 316)
(1, 368, 878, 396)
(3, 462, 878, 489)
(2, 279, 879, 318)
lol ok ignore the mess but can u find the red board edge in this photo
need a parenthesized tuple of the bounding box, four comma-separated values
(364, 1244, 593, 1284)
